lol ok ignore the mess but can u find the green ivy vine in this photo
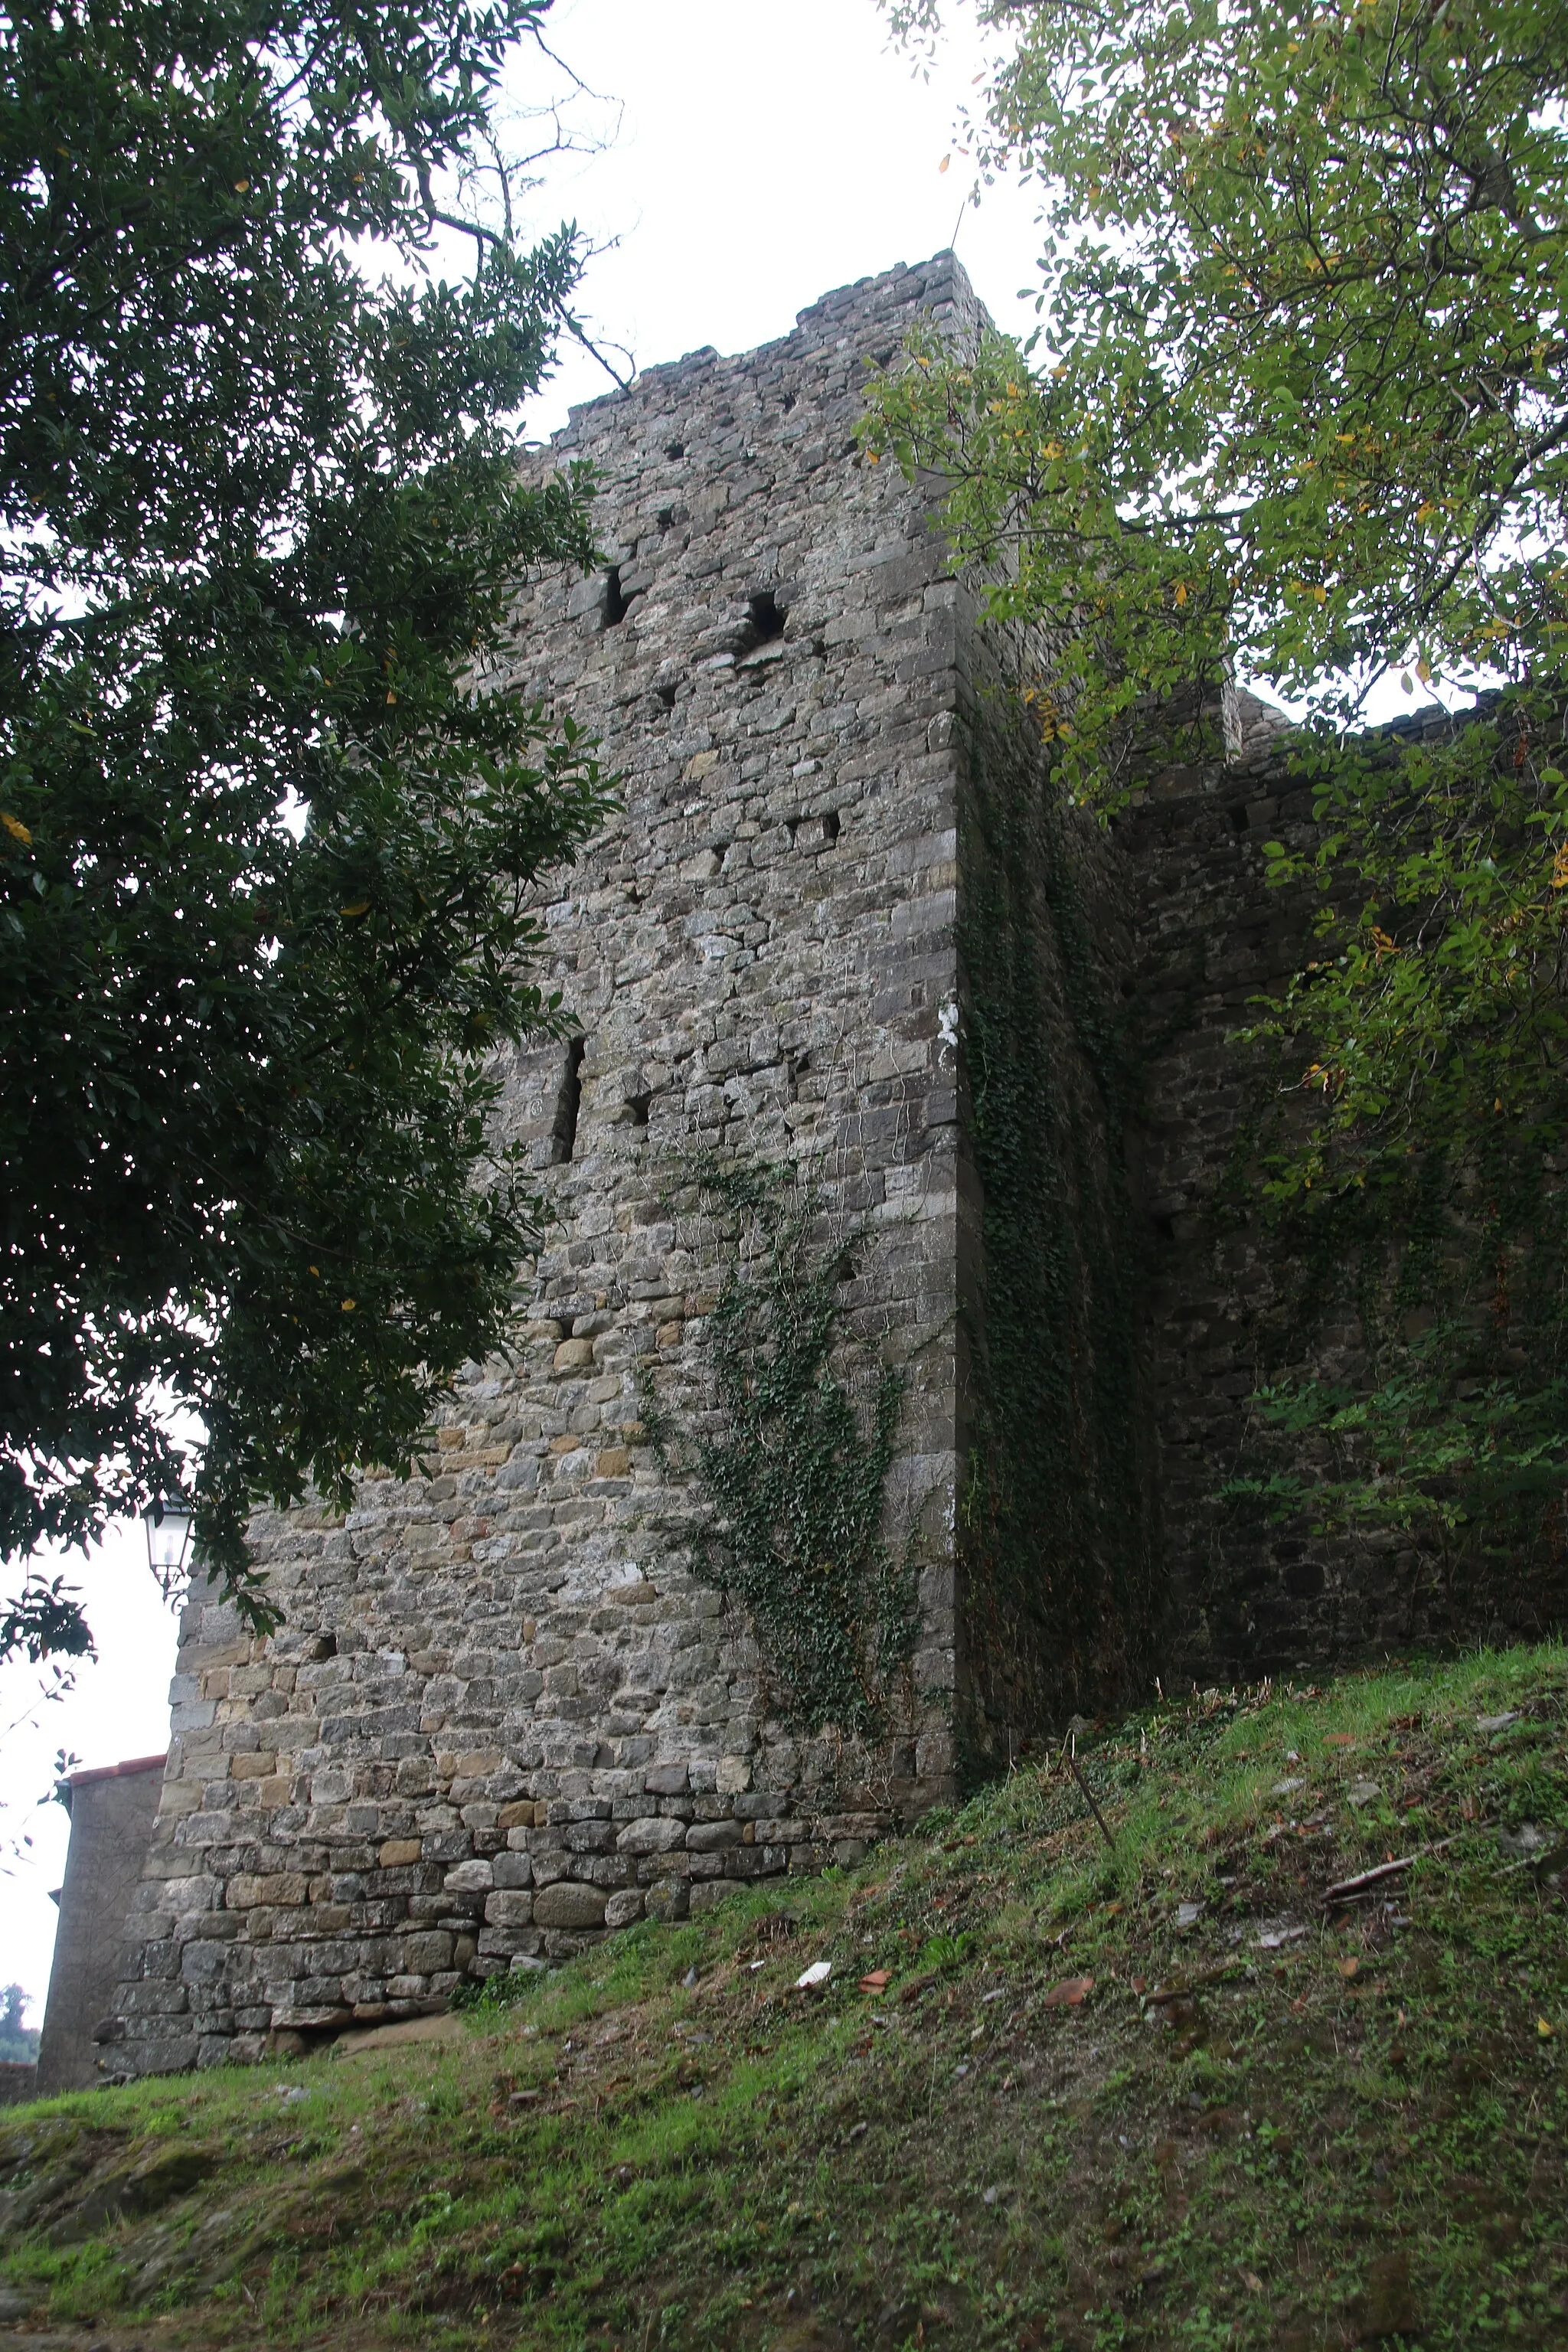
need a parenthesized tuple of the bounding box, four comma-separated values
(641, 1158, 921, 1740)
(956, 681, 1161, 1773)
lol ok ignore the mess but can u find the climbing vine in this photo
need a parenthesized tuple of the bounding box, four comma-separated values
(641, 1158, 920, 1740)
(956, 676, 1160, 1772)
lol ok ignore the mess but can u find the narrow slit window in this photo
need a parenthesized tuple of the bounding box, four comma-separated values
(603, 567, 631, 628)
(553, 1037, 585, 1161)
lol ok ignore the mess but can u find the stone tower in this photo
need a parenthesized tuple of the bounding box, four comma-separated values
(109, 254, 1012, 2073)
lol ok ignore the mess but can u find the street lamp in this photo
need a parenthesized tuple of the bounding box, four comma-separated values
(141, 1495, 194, 1581)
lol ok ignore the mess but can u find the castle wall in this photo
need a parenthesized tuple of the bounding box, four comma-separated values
(949, 604, 1161, 1766)
(108, 257, 985, 2075)
(1122, 694, 1568, 1681)
(35, 1756, 166, 2092)
(100, 254, 1556, 2081)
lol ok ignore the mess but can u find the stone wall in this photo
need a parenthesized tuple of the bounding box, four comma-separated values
(109, 255, 989, 2075)
(1122, 691, 1568, 1683)
(949, 603, 1161, 1769)
(38, 1755, 166, 2092)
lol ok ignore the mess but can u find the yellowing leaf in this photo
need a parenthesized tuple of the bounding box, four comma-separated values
(234, 178, 250, 192)
(939, 153, 951, 173)
(1416, 657, 1432, 683)
(341, 1298, 356, 1311)
(339, 900, 371, 918)
(1, 811, 31, 845)
(1540, 2017, 1557, 2038)
(1553, 844, 1568, 890)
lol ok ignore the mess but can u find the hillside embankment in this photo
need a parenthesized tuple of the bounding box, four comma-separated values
(2, 1646, 1566, 2350)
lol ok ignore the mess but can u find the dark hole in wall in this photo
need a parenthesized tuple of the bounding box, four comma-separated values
(781, 390, 797, 413)
(786, 1051, 810, 1099)
(554, 1037, 585, 1161)
(603, 567, 632, 628)
(1152, 1214, 1177, 1244)
(656, 506, 676, 530)
(1227, 804, 1249, 835)
(306, 1631, 336, 1661)
(746, 590, 785, 645)
(665, 440, 684, 460)
(626, 1089, 652, 1130)
(822, 808, 840, 844)
(652, 677, 678, 710)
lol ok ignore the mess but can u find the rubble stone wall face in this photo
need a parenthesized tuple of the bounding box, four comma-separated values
(1124, 697, 1568, 1685)
(109, 256, 989, 2076)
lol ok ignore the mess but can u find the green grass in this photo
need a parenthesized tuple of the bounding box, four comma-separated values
(4, 1644, 1568, 2349)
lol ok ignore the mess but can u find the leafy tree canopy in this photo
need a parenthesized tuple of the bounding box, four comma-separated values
(1, 0, 613, 1660)
(871, 0, 1568, 1584)
(0, 1981, 38, 2063)
(877, 0, 1568, 763)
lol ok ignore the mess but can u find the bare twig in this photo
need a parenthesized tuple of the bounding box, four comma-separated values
(1068, 1743, 1116, 1853)
(1321, 1837, 1455, 1903)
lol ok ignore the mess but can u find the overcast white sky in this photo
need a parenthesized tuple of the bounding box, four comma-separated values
(514, 0, 1042, 440)
(0, 0, 1045, 2027)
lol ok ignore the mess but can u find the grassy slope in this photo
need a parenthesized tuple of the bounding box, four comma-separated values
(3, 1645, 1568, 2352)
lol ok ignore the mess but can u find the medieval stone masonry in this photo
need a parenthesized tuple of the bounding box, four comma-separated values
(107, 255, 987, 2075)
(103, 256, 1557, 2078)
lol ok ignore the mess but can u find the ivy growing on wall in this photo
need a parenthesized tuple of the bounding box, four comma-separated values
(642, 1158, 920, 1740)
(956, 678, 1160, 1769)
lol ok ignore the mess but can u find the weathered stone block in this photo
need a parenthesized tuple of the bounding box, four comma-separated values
(532, 1882, 608, 1931)
(400, 1932, 454, 1972)
(443, 1859, 494, 1895)
(642, 1877, 689, 1925)
(685, 1821, 743, 1853)
(483, 1890, 534, 1927)
(616, 1815, 685, 1857)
